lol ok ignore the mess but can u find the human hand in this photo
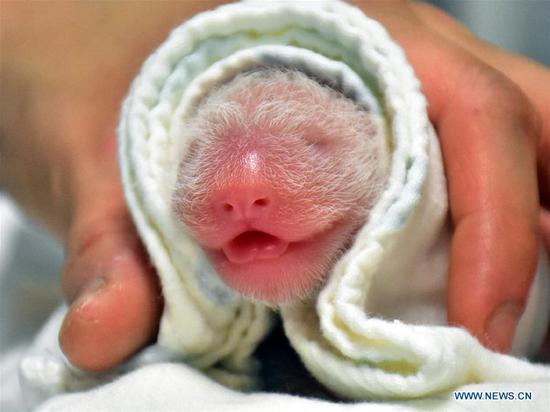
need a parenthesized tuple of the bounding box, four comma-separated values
(352, 0, 550, 353)
(0, 0, 220, 371)
(1, 0, 548, 374)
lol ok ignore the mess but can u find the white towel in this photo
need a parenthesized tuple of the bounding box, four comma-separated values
(16, 0, 550, 408)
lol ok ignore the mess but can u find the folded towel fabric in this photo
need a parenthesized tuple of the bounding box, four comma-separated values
(20, 0, 550, 405)
(117, 0, 550, 400)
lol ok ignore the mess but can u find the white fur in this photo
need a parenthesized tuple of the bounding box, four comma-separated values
(174, 69, 387, 239)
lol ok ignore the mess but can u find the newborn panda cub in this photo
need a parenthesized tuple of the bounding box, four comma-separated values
(174, 69, 388, 304)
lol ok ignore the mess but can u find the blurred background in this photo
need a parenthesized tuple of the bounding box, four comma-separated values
(1, 0, 549, 407)
(428, 0, 550, 66)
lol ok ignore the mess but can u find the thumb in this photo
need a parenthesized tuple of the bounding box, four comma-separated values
(60, 206, 162, 372)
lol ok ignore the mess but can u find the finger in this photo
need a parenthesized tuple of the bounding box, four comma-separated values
(443, 85, 539, 353)
(60, 208, 162, 372)
(410, 37, 539, 352)
(376, 20, 541, 351)
(349, 3, 541, 351)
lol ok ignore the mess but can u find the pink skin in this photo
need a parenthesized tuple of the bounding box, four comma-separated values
(173, 70, 387, 304)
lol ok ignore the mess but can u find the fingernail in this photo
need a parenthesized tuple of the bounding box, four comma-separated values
(73, 277, 106, 304)
(486, 302, 523, 353)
